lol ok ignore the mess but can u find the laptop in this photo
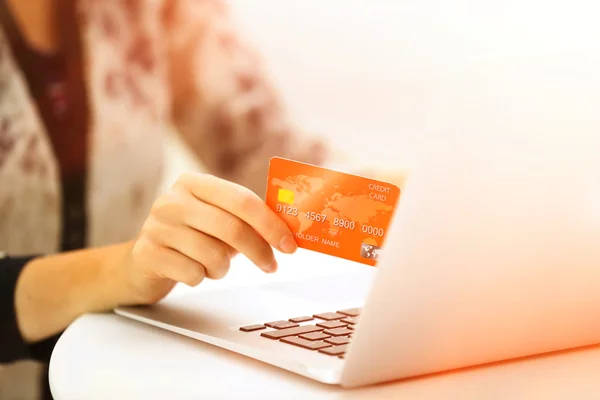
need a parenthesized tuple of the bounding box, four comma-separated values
(116, 139, 600, 388)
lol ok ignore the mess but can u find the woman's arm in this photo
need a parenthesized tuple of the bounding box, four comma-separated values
(3, 173, 298, 352)
(0, 248, 133, 363)
(13, 243, 134, 344)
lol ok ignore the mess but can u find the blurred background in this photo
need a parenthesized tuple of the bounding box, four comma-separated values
(162, 0, 600, 192)
(162, 0, 417, 191)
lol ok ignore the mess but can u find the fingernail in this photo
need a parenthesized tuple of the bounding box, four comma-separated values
(264, 260, 278, 273)
(279, 235, 298, 254)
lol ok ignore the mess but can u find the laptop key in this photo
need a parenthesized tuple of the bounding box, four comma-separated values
(337, 308, 361, 317)
(261, 325, 323, 340)
(314, 312, 345, 321)
(316, 320, 347, 329)
(341, 316, 358, 325)
(289, 316, 314, 323)
(319, 344, 348, 356)
(325, 336, 350, 345)
(265, 320, 299, 329)
(281, 336, 333, 350)
(239, 324, 266, 332)
(299, 332, 331, 341)
(323, 327, 354, 336)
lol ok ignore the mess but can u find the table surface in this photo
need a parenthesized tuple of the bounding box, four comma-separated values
(50, 250, 600, 400)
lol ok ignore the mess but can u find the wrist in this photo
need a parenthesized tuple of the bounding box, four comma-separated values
(100, 240, 175, 307)
(14, 242, 137, 343)
(94, 241, 137, 311)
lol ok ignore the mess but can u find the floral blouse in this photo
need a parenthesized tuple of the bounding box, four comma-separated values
(0, 0, 330, 257)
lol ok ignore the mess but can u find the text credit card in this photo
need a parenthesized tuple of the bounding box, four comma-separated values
(265, 157, 400, 266)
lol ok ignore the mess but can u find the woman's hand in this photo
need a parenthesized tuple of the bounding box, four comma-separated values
(14, 173, 298, 343)
(124, 173, 298, 304)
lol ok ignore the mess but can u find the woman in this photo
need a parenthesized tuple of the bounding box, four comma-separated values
(0, 0, 399, 398)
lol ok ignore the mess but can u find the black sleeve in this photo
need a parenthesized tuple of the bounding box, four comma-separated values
(0, 255, 61, 364)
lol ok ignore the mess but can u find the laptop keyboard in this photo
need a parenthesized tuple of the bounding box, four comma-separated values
(239, 308, 361, 358)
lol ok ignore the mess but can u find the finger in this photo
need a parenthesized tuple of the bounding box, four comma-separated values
(141, 238, 207, 287)
(192, 233, 232, 280)
(147, 220, 233, 280)
(153, 184, 275, 273)
(177, 173, 298, 254)
(177, 193, 277, 272)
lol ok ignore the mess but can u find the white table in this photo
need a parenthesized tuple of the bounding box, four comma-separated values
(50, 250, 600, 399)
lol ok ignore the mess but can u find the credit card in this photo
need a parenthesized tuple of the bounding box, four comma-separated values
(265, 157, 400, 266)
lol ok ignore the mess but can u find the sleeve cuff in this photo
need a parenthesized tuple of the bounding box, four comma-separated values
(0, 255, 58, 363)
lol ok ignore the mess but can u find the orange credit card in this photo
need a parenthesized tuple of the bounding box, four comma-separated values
(265, 157, 400, 266)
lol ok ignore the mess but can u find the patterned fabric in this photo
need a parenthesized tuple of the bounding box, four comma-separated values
(0, 0, 329, 257)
